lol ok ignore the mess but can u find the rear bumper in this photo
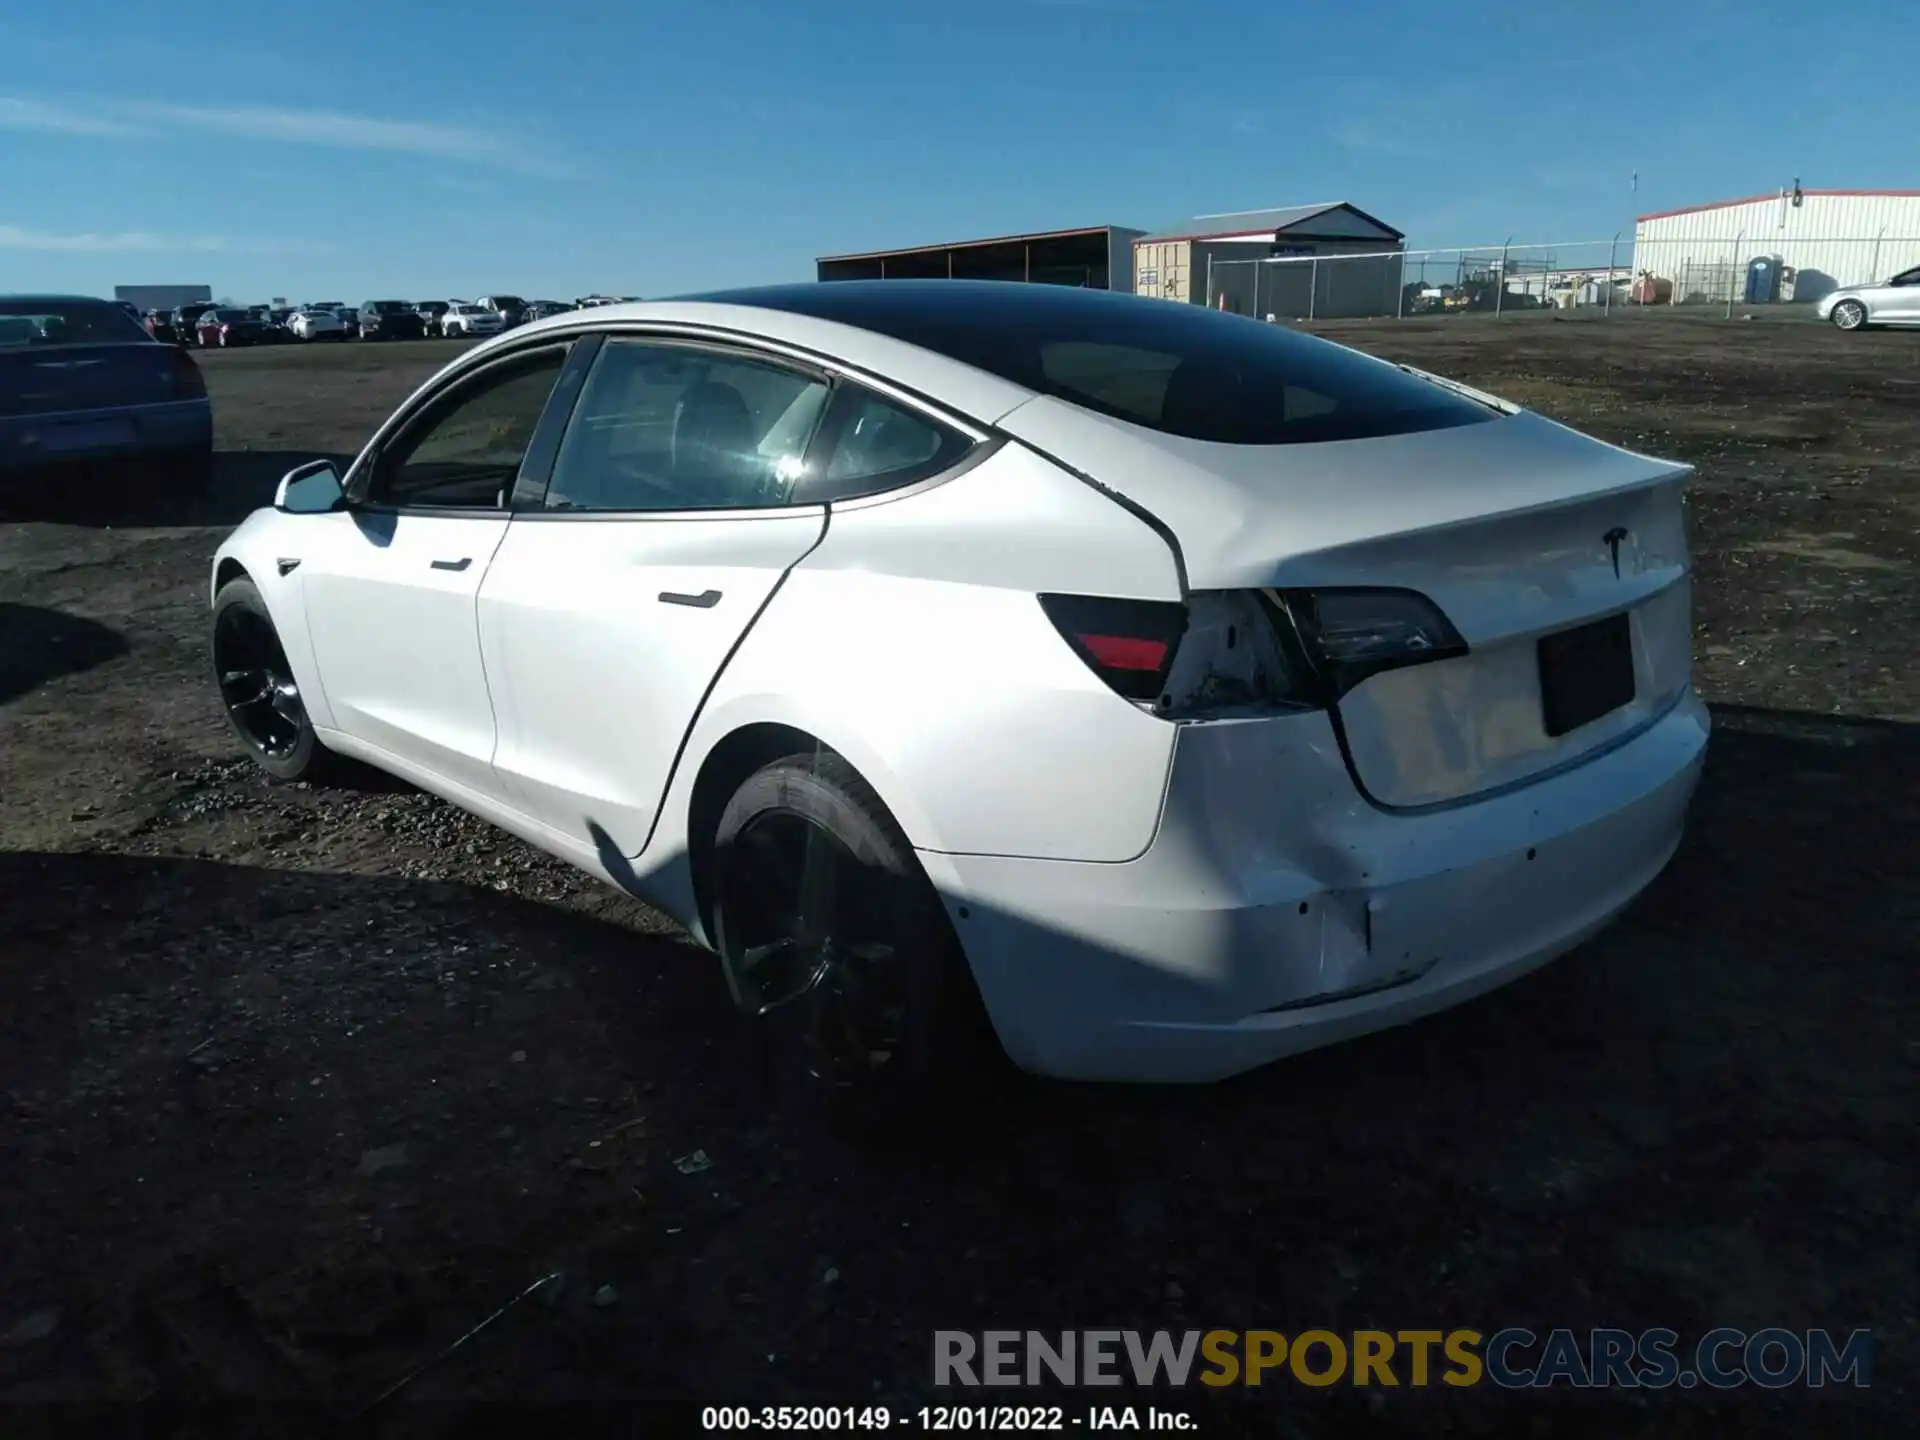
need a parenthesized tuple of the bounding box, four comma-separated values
(0, 400, 212, 478)
(922, 690, 1709, 1082)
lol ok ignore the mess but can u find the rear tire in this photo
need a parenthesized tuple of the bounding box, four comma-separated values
(1831, 300, 1868, 331)
(210, 578, 346, 784)
(711, 751, 1003, 1117)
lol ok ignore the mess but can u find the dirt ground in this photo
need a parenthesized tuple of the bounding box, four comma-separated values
(0, 314, 1913, 1437)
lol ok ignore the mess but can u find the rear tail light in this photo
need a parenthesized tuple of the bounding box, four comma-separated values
(1269, 587, 1467, 698)
(1038, 593, 1187, 703)
(1042, 587, 1466, 715)
(172, 350, 206, 400)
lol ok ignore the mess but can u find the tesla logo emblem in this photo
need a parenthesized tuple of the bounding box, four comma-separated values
(1602, 526, 1633, 577)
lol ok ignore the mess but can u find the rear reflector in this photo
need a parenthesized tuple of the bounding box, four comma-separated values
(1080, 633, 1170, 672)
(1039, 594, 1187, 703)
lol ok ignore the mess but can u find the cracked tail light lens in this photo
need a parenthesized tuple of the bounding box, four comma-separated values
(1039, 593, 1188, 703)
(1272, 587, 1467, 698)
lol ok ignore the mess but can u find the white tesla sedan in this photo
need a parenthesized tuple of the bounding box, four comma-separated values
(208, 282, 1709, 1099)
(287, 307, 347, 341)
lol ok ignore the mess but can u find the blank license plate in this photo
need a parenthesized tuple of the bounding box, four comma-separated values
(41, 417, 136, 453)
(1538, 613, 1635, 737)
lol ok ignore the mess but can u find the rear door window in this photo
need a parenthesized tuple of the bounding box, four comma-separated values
(0, 300, 154, 345)
(541, 338, 831, 512)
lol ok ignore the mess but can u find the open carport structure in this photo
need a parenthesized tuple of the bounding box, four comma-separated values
(815, 225, 1146, 289)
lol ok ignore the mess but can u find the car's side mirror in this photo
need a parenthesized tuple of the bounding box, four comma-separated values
(274, 459, 348, 514)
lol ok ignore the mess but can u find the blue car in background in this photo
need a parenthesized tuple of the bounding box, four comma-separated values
(1, 294, 213, 504)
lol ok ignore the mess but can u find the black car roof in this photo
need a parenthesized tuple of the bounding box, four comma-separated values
(677, 280, 1492, 447)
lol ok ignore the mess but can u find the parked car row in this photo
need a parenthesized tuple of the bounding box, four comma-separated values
(140, 294, 648, 346)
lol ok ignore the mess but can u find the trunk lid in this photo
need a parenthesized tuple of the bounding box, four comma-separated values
(0, 342, 186, 417)
(998, 398, 1696, 807)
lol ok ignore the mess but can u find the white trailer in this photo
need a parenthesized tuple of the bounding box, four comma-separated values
(113, 284, 214, 313)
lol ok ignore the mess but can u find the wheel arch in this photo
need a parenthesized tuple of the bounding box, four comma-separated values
(214, 556, 251, 597)
(684, 721, 822, 949)
(677, 717, 935, 951)
(209, 520, 337, 731)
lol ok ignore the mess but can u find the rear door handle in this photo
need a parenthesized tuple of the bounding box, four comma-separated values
(430, 557, 472, 572)
(659, 589, 721, 608)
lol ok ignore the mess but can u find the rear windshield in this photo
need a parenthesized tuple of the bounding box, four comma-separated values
(705, 282, 1497, 445)
(0, 299, 151, 346)
(373, 301, 411, 314)
(492, 296, 525, 308)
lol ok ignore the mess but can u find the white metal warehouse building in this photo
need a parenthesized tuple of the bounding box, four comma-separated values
(1632, 189, 1920, 304)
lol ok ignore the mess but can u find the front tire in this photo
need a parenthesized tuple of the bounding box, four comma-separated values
(1831, 299, 1868, 331)
(711, 751, 1001, 1113)
(211, 578, 342, 784)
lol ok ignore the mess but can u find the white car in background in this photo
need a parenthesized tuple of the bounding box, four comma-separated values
(207, 282, 1708, 1110)
(1817, 264, 1920, 330)
(440, 303, 504, 338)
(287, 307, 347, 341)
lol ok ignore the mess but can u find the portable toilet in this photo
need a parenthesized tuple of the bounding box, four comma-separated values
(1745, 255, 1782, 304)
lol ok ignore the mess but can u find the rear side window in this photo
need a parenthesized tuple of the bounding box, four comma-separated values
(714, 284, 1497, 445)
(0, 299, 151, 346)
(800, 387, 973, 502)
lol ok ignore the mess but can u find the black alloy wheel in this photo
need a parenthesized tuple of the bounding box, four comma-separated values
(720, 806, 912, 1088)
(210, 578, 338, 782)
(710, 752, 1002, 1114)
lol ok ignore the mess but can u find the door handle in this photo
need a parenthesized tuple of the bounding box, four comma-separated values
(659, 589, 721, 608)
(430, 557, 472, 572)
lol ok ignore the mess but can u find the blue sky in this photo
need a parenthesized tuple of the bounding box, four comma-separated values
(0, 0, 1902, 301)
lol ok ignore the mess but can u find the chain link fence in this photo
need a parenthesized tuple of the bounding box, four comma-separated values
(1201, 235, 1920, 321)
(1632, 235, 1920, 307)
